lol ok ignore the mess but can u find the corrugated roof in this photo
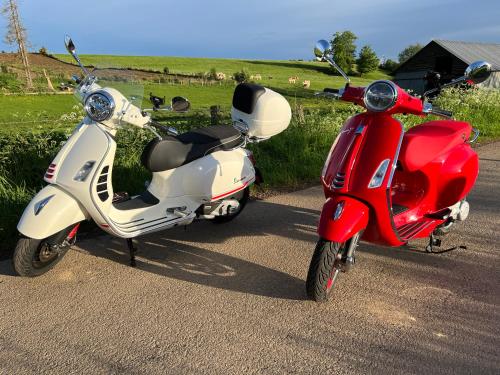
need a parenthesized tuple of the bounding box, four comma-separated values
(434, 40, 500, 69)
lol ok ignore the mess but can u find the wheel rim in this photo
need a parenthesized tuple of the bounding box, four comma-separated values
(32, 242, 59, 269)
(31, 224, 79, 269)
(326, 252, 342, 293)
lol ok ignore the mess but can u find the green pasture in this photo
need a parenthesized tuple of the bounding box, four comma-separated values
(55, 54, 389, 90)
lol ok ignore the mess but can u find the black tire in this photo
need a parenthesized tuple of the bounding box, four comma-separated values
(306, 239, 345, 302)
(12, 225, 78, 277)
(212, 187, 250, 224)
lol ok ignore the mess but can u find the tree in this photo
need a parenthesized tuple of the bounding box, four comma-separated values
(380, 58, 399, 73)
(330, 31, 357, 73)
(356, 45, 379, 75)
(398, 43, 423, 64)
(1, 0, 32, 89)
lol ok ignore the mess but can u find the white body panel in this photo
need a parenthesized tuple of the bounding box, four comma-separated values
(19, 121, 255, 239)
(17, 185, 88, 239)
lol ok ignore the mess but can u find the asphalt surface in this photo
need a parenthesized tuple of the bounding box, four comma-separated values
(1, 143, 499, 375)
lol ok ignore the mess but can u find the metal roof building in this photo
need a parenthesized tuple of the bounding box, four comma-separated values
(393, 40, 500, 94)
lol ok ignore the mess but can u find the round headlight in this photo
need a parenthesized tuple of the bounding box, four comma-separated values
(363, 81, 398, 112)
(84, 91, 115, 122)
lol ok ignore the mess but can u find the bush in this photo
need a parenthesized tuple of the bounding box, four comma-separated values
(233, 69, 249, 83)
(0, 72, 21, 91)
(208, 67, 217, 80)
(163, 66, 170, 75)
(380, 59, 399, 73)
(39, 47, 49, 56)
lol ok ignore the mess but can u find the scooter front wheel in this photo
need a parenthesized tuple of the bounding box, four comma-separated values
(306, 239, 345, 302)
(12, 224, 79, 277)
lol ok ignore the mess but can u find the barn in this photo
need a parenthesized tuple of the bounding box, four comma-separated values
(393, 40, 500, 94)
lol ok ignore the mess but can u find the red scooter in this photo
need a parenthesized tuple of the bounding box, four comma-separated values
(306, 39, 493, 302)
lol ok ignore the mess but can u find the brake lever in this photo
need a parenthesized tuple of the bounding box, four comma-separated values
(314, 92, 342, 99)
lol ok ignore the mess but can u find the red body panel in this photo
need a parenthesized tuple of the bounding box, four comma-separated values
(319, 83, 479, 246)
(318, 196, 369, 242)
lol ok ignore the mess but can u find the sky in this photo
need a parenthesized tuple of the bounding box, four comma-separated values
(0, 0, 499, 60)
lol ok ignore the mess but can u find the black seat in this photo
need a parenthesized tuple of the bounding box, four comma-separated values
(141, 125, 243, 172)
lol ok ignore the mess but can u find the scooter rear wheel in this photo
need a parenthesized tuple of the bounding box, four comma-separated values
(306, 239, 345, 302)
(212, 187, 250, 224)
(12, 224, 79, 277)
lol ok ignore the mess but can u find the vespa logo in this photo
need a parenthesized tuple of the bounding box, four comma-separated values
(234, 176, 247, 184)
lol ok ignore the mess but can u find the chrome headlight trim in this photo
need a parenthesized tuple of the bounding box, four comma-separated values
(363, 80, 398, 112)
(84, 90, 115, 122)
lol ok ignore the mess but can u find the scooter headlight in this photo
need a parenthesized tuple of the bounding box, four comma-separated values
(364, 81, 398, 112)
(84, 91, 115, 122)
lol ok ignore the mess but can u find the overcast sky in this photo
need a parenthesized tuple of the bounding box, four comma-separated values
(1, 0, 499, 60)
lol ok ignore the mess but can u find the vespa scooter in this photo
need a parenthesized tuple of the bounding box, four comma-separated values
(306, 39, 493, 302)
(13, 37, 291, 277)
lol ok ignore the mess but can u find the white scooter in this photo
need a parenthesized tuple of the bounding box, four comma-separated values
(13, 37, 291, 276)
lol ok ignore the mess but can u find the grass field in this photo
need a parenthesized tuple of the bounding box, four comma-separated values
(0, 54, 389, 132)
(54, 54, 389, 90)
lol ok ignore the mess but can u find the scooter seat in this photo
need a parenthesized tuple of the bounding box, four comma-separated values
(141, 125, 243, 172)
(399, 120, 471, 172)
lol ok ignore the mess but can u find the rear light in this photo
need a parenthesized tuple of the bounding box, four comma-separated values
(247, 150, 257, 166)
(45, 164, 56, 180)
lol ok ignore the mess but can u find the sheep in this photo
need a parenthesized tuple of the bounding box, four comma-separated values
(216, 72, 226, 81)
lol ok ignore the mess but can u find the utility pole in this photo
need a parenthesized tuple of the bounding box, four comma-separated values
(2, 0, 32, 89)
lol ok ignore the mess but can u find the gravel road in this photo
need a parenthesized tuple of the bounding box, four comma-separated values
(1, 143, 498, 374)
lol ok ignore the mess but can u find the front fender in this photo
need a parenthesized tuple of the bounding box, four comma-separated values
(17, 185, 89, 240)
(318, 196, 369, 243)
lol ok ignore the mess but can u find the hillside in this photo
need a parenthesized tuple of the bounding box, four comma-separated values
(54, 54, 390, 91)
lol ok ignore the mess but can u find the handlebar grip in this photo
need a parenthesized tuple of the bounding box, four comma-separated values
(324, 88, 340, 94)
(432, 107, 453, 117)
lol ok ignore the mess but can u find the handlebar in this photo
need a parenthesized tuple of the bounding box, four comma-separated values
(318, 84, 454, 118)
(429, 107, 453, 118)
(150, 120, 179, 136)
(324, 88, 340, 94)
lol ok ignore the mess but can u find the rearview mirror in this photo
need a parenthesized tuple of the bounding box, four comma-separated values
(171, 96, 190, 112)
(64, 35, 89, 76)
(464, 61, 492, 84)
(64, 35, 76, 54)
(314, 39, 330, 61)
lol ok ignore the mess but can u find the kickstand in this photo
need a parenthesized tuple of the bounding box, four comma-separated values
(126, 238, 137, 267)
(425, 232, 442, 253)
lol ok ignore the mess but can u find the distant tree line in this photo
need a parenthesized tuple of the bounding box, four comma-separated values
(327, 31, 423, 75)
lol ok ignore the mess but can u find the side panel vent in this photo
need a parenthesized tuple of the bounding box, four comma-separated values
(332, 172, 345, 189)
(97, 166, 109, 202)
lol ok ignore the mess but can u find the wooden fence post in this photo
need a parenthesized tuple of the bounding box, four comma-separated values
(210, 105, 221, 125)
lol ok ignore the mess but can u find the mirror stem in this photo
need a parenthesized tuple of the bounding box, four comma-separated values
(325, 55, 350, 83)
(422, 76, 466, 99)
(71, 51, 90, 76)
